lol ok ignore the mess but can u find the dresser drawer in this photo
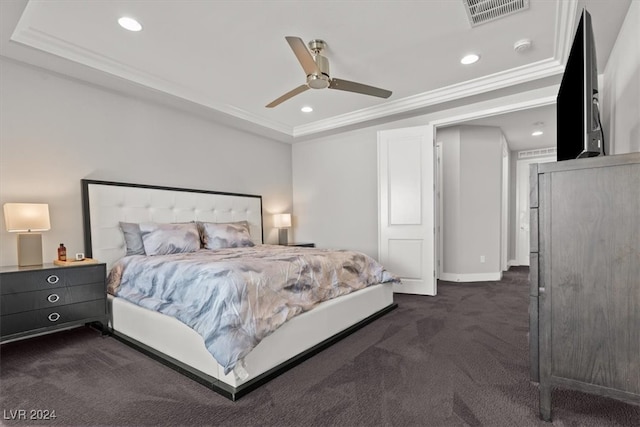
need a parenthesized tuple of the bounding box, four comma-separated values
(0, 299, 106, 337)
(0, 264, 105, 295)
(1, 283, 105, 315)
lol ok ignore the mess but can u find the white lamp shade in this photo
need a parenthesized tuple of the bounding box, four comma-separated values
(3, 203, 51, 232)
(273, 213, 292, 228)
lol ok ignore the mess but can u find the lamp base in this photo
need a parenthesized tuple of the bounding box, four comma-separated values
(278, 229, 289, 245)
(17, 233, 43, 267)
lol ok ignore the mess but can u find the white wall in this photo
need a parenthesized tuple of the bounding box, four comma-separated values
(602, 0, 640, 154)
(437, 127, 460, 274)
(292, 85, 559, 261)
(0, 59, 293, 266)
(457, 126, 503, 276)
(436, 126, 503, 280)
(291, 130, 378, 257)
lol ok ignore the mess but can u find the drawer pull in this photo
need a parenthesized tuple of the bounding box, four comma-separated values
(46, 275, 60, 284)
(47, 294, 60, 303)
(48, 312, 61, 322)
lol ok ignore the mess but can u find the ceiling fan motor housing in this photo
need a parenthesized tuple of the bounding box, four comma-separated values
(307, 53, 330, 89)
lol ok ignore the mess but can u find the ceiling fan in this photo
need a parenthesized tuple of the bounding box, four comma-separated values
(266, 37, 392, 108)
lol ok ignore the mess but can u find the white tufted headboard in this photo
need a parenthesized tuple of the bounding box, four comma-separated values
(81, 180, 263, 271)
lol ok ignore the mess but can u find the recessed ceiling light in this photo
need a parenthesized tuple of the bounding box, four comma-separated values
(301, 106, 313, 113)
(532, 130, 544, 136)
(460, 54, 480, 65)
(118, 17, 142, 32)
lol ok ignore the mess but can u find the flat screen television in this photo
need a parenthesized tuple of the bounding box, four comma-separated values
(556, 8, 605, 161)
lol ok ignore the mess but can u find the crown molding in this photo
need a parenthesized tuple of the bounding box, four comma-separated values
(10, 2, 293, 137)
(554, 0, 579, 66)
(293, 58, 564, 137)
(430, 92, 558, 128)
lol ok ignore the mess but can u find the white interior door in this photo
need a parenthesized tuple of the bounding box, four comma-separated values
(515, 156, 555, 266)
(378, 125, 436, 296)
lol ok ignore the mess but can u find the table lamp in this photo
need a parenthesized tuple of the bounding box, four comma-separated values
(273, 213, 292, 245)
(3, 203, 51, 267)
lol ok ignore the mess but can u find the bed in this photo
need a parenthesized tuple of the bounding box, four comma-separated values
(81, 179, 398, 400)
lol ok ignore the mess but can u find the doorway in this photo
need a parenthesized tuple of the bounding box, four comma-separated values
(515, 155, 555, 266)
(431, 96, 557, 279)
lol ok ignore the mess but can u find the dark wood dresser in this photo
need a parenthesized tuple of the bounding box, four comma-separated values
(529, 152, 640, 420)
(0, 262, 107, 343)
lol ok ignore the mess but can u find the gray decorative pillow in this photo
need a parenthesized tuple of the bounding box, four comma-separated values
(139, 222, 200, 256)
(119, 222, 146, 256)
(199, 221, 255, 250)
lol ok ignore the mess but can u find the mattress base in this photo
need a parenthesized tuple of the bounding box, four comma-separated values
(108, 282, 395, 399)
(110, 301, 397, 401)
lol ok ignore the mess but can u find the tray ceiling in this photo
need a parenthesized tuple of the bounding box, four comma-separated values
(0, 0, 631, 143)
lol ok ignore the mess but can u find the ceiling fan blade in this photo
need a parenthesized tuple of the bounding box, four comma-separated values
(329, 78, 392, 99)
(266, 84, 309, 108)
(285, 36, 319, 76)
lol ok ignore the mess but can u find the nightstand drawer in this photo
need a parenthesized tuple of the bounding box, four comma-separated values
(0, 299, 105, 337)
(0, 264, 105, 295)
(1, 283, 105, 315)
(64, 264, 105, 286)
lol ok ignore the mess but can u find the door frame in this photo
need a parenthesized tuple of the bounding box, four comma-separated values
(435, 142, 444, 278)
(515, 155, 555, 266)
(501, 140, 510, 271)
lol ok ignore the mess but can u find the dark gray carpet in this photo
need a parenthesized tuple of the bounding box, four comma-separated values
(1, 267, 638, 426)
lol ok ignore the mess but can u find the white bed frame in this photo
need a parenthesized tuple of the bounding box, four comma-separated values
(81, 179, 396, 400)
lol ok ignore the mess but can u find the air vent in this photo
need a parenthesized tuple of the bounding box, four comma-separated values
(518, 147, 557, 159)
(463, 0, 530, 27)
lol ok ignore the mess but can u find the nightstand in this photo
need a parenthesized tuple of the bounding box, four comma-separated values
(0, 263, 107, 343)
(285, 243, 315, 248)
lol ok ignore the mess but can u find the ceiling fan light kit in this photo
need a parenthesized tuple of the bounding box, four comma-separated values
(307, 74, 330, 89)
(266, 36, 392, 108)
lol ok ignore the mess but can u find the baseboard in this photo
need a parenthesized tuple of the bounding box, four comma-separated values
(508, 259, 519, 267)
(439, 272, 502, 282)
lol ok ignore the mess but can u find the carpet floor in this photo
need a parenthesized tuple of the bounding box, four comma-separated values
(1, 267, 638, 426)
